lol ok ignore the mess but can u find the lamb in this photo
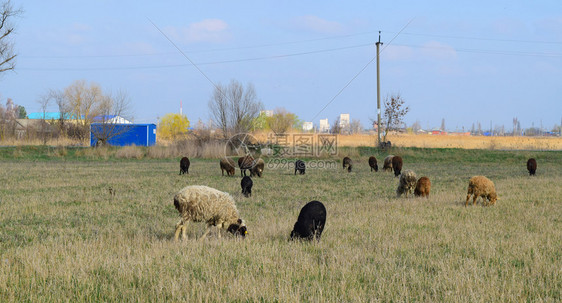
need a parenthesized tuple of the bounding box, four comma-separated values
(173, 185, 247, 241)
(220, 157, 236, 176)
(241, 176, 253, 197)
(368, 156, 378, 172)
(396, 169, 417, 198)
(414, 176, 431, 198)
(383, 155, 394, 172)
(238, 155, 255, 177)
(527, 158, 537, 176)
(295, 159, 306, 175)
(179, 157, 190, 175)
(290, 200, 326, 241)
(250, 158, 265, 178)
(466, 176, 498, 206)
(342, 157, 353, 172)
(392, 156, 403, 177)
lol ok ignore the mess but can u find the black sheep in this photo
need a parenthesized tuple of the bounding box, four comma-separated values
(290, 200, 326, 241)
(295, 160, 306, 175)
(241, 176, 253, 197)
(368, 156, 378, 172)
(342, 157, 352, 172)
(179, 157, 190, 175)
(392, 156, 403, 177)
(527, 158, 537, 176)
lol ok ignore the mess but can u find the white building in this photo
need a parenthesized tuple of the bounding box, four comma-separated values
(339, 113, 350, 129)
(319, 118, 330, 133)
(302, 121, 313, 132)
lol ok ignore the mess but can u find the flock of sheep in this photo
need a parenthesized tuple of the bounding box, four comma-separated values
(172, 154, 538, 242)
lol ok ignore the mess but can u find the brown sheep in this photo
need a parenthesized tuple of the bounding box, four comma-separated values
(527, 158, 537, 176)
(383, 155, 394, 172)
(238, 155, 255, 177)
(250, 158, 265, 177)
(392, 156, 403, 177)
(368, 156, 378, 172)
(220, 158, 236, 176)
(466, 176, 498, 206)
(414, 176, 431, 198)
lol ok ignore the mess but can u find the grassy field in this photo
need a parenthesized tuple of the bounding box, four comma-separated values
(1, 147, 561, 302)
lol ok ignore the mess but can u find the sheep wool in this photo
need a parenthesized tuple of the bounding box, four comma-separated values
(396, 170, 417, 198)
(174, 185, 246, 240)
(466, 176, 498, 206)
(383, 155, 394, 172)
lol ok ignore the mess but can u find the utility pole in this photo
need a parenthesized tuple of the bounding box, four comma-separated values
(376, 31, 383, 146)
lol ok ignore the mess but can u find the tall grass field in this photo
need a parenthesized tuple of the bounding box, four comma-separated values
(1, 147, 561, 302)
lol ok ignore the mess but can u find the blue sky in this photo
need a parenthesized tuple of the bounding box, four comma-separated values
(2, 1, 561, 131)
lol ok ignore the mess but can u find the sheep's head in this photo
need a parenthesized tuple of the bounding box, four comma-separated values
(227, 219, 247, 238)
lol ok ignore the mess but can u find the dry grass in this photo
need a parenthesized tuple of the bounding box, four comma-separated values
(0, 150, 561, 301)
(337, 133, 562, 150)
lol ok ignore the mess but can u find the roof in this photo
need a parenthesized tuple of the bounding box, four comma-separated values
(27, 112, 78, 120)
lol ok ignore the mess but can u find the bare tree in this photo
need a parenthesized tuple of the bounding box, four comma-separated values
(37, 93, 51, 144)
(208, 80, 263, 139)
(382, 94, 409, 142)
(349, 119, 363, 134)
(89, 89, 133, 146)
(330, 116, 341, 134)
(0, 1, 21, 75)
(63, 80, 107, 140)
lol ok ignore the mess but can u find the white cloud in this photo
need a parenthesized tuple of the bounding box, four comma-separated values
(290, 15, 345, 34)
(420, 41, 457, 61)
(383, 45, 414, 61)
(167, 19, 231, 44)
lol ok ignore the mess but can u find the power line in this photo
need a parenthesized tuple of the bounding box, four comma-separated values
(309, 18, 415, 122)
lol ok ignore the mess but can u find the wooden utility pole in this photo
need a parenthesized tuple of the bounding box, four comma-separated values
(376, 31, 383, 146)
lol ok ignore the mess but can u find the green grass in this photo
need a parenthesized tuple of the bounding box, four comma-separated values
(1, 148, 561, 301)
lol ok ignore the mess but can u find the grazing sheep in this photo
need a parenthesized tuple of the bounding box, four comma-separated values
(173, 185, 247, 241)
(250, 158, 265, 178)
(179, 157, 190, 175)
(368, 156, 378, 172)
(241, 176, 253, 197)
(392, 156, 403, 177)
(220, 158, 236, 176)
(342, 157, 353, 172)
(383, 155, 394, 172)
(238, 155, 255, 177)
(466, 176, 498, 206)
(295, 159, 306, 175)
(414, 176, 431, 198)
(290, 200, 326, 241)
(527, 158, 537, 176)
(396, 170, 417, 198)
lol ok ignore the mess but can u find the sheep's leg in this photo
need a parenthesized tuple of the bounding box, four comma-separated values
(472, 195, 478, 205)
(465, 194, 471, 206)
(174, 220, 184, 241)
(200, 225, 212, 240)
(181, 222, 188, 240)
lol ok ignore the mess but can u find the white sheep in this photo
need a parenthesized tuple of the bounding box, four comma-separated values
(396, 169, 417, 198)
(173, 185, 247, 241)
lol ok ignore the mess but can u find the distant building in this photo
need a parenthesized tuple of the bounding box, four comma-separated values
(28, 112, 77, 120)
(260, 110, 273, 117)
(90, 123, 156, 146)
(92, 115, 132, 124)
(339, 113, 350, 129)
(302, 122, 313, 132)
(319, 118, 330, 133)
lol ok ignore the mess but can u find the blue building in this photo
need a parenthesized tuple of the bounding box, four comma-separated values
(90, 123, 156, 146)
